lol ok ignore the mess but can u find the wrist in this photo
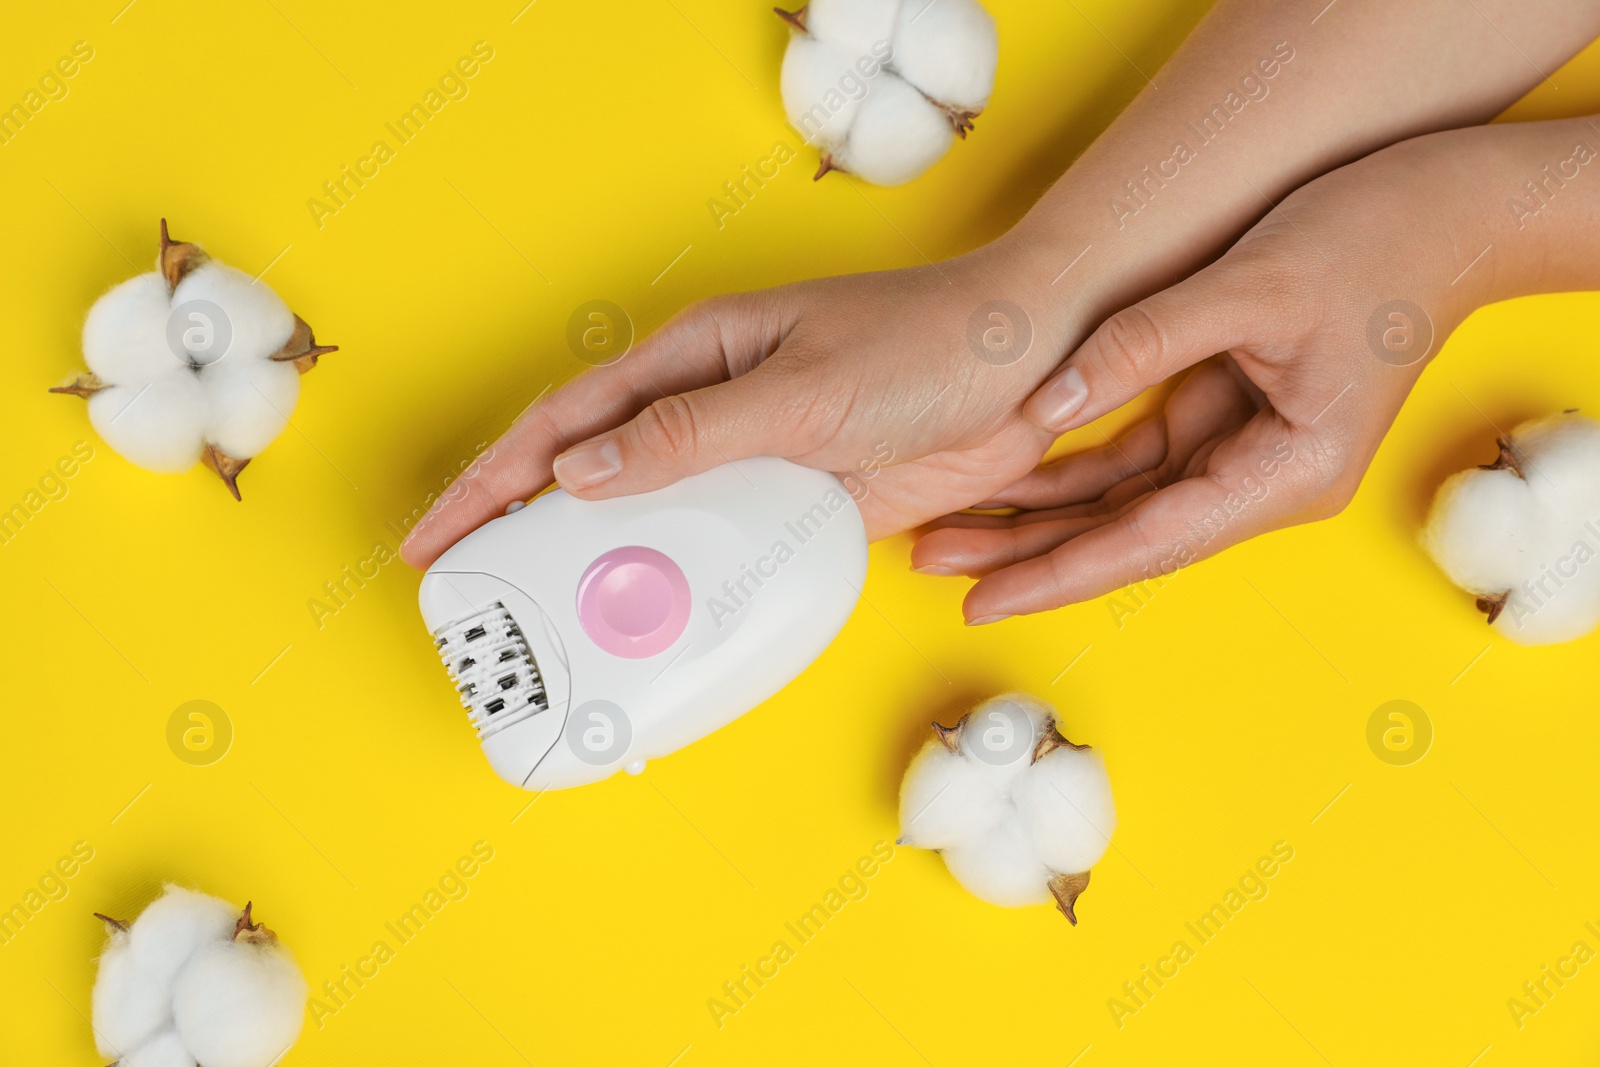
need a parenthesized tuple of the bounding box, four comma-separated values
(1398, 117, 1600, 323)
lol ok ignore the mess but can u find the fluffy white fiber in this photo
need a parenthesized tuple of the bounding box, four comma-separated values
(899, 693, 1115, 919)
(1421, 412, 1600, 645)
(778, 0, 997, 185)
(88, 375, 210, 473)
(92, 886, 307, 1067)
(82, 257, 295, 467)
(59, 222, 334, 497)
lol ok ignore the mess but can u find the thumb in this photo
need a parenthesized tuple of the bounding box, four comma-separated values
(550, 362, 810, 498)
(1024, 260, 1271, 433)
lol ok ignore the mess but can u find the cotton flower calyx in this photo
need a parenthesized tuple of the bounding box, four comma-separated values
(52, 219, 337, 500)
(776, 0, 998, 185)
(899, 692, 1115, 924)
(91, 885, 308, 1067)
(1421, 411, 1600, 645)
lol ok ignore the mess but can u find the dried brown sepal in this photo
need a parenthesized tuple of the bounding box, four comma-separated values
(773, 5, 807, 31)
(1047, 870, 1090, 925)
(932, 720, 960, 754)
(813, 153, 839, 181)
(940, 105, 980, 137)
(269, 314, 339, 374)
(1476, 592, 1509, 624)
(93, 912, 128, 932)
(232, 901, 278, 945)
(201, 443, 250, 501)
(50, 373, 107, 399)
(158, 218, 209, 293)
(1032, 721, 1090, 764)
(1479, 435, 1525, 480)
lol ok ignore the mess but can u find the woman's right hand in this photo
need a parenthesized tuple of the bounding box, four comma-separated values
(401, 244, 1074, 568)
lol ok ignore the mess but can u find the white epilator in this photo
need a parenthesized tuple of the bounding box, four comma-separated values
(420, 457, 868, 790)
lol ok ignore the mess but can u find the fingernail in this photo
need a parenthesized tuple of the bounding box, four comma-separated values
(553, 438, 622, 489)
(966, 613, 1013, 626)
(1033, 366, 1088, 430)
(913, 564, 962, 576)
(970, 500, 1010, 510)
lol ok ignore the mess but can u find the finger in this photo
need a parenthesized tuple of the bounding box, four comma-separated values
(930, 503, 1099, 531)
(926, 477, 1151, 532)
(913, 498, 1146, 577)
(550, 355, 825, 498)
(401, 296, 784, 568)
(991, 358, 1257, 512)
(963, 413, 1321, 621)
(976, 416, 1168, 510)
(1023, 258, 1274, 434)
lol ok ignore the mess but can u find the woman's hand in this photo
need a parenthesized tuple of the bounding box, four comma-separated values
(915, 124, 1528, 622)
(400, 247, 1074, 568)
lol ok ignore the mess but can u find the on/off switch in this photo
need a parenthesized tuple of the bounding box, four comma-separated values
(576, 546, 691, 658)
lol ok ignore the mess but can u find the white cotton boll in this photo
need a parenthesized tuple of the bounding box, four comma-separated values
(897, 693, 1116, 921)
(126, 886, 239, 983)
(202, 357, 300, 459)
(83, 273, 188, 385)
(1419, 471, 1541, 595)
(93, 929, 174, 1060)
(1014, 746, 1116, 874)
(1511, 415, 1600, 517)
(806, 0, 902, 61)
(88, 374, 209, 473)
(834, 74, 953, 186)
(60, 220, 335, 496)
(955, 692, 1049, 790)
(891, 0, 998, 112)
(120, 1030, 198, 1067)
(772, 0, 995, 185)
(173, 939, 308, 1067)
(1506, 569, 1600, 645)
(92, 887, 234, 1061)
(172, 262, 295, 364)
(1422, 411, 1600, 646)
(90, 891, 307, 1067)
(780, 34, 867, 149)
(942, 819, 1052, 907)
(898, 742, 1006, 849)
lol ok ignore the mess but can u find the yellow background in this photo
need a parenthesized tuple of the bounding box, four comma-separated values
(3, 1, 1599, 1063)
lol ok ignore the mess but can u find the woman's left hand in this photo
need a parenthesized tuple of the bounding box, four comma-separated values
(913, 123, 1525, 622)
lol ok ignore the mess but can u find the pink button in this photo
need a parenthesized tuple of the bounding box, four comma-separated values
(576, 546, 691, 658)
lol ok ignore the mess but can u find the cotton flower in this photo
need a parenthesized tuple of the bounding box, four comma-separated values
(1421, 411, 1600, 645)
(776, 0, 998, 185)
(52, 220, 336, 499)
(898, 693, 1115, 923)
(92, 886, 307, 1067)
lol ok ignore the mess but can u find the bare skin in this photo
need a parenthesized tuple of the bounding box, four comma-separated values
(401, 0, 1600, 623)
(924, 117, 1600, 618)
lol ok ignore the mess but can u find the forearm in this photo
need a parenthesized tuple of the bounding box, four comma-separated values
(1393, 114, 1600, 327)
(992, 0, 1600, 343)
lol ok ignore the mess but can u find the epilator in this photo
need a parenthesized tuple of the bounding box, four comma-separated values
(420, 457, 867, 790)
